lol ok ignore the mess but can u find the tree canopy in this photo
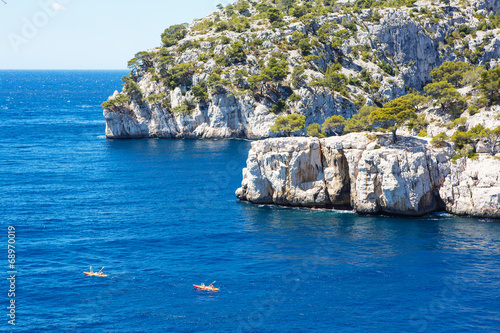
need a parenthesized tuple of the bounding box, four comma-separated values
(451, 124, 500, 156)
(369, 98, 416, 141)
(429, 61, 470, 87)
(401, 93, 428, 111)
(127, 51, 155, 74)
(343, 106, 375, 133)
(161, 24, 188, 48)
(248, 74, 271, 94)
(479, 66, 500, 105)
(430, 132, 449, 148)
(165, 63, 193, 90)
(424, 80, 465, 116)
(122, 76, 142, 100)
(207, 74, 231, 94)
(228, 41, 247, 63)
(322, 115, 345, 136)
(307, 123, 325, 138)
(249, 56, 288, 94)
(191, 84, 208, 103)
(262, 57, 288, 83)
(309, 63, 347, 95)
(267, 8, 282, 23)
(270, 114, 305, 136)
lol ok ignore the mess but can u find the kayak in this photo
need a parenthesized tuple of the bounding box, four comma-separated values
(84, 271, 108, 277)
(193, 284, 219, 291)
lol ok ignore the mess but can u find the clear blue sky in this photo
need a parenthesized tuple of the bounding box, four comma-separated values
(0, 0, 235, 69)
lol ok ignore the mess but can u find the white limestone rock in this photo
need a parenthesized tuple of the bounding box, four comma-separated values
(104, 86, 356, 139)
(352, 142, 439, 215)
(440, 156, 500, 218)
(370, 9, 440, 89)
(236, 138, 329, 206)
(236, 133, 500, 218)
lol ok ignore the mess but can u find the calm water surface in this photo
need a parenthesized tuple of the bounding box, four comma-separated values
(0, 71, 499, 332)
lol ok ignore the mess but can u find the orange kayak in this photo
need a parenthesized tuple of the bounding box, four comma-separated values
(193, 284, 219, 291)
(84, 271, 108, 277)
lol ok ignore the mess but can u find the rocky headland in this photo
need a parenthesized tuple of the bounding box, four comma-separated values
(102, 0, 500, 139)
(236, 133, 500, 217)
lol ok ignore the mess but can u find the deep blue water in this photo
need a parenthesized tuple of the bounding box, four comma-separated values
(0, 70, 499, 332)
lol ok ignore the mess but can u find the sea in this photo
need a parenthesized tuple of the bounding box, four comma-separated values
(0, 70, 499, 332)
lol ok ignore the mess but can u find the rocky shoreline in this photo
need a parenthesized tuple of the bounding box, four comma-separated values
(235, 133, 500, 218)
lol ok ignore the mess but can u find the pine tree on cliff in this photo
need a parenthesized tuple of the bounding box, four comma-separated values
(369, 98, 416, 142)
(270, 114, 306, 137)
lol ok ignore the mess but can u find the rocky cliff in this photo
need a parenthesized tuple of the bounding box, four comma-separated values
(103, 88, 355, 139)
(102, 0, 500, 139)
(235, 133, 500, 218)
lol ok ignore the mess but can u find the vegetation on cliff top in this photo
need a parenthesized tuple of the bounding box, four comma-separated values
(102, 0, 500, 154)
(298, 60, 500, 154)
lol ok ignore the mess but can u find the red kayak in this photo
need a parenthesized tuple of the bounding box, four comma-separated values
(193, 284, 219, 291)
(84, 271, 107, 277)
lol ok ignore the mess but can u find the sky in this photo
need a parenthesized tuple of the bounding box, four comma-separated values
(0, 0, 236, 69)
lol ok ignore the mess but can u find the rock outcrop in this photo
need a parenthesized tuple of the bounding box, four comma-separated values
(440, 156, 500, 217)
(104, 87, 356, 139)
(236, 133, 500, 218)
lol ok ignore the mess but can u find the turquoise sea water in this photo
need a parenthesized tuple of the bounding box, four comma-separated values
(0, 70, 499, 332)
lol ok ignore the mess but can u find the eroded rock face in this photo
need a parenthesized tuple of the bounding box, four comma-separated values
(236, 133, 500, 218)
(104, 90, 356, 139)
(236, 138, 329, 206)
(440, 156, 500, 218)
(352, 146, 439, 215)
(371, 10, 439, 89)
(321, 145, 351, 206)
